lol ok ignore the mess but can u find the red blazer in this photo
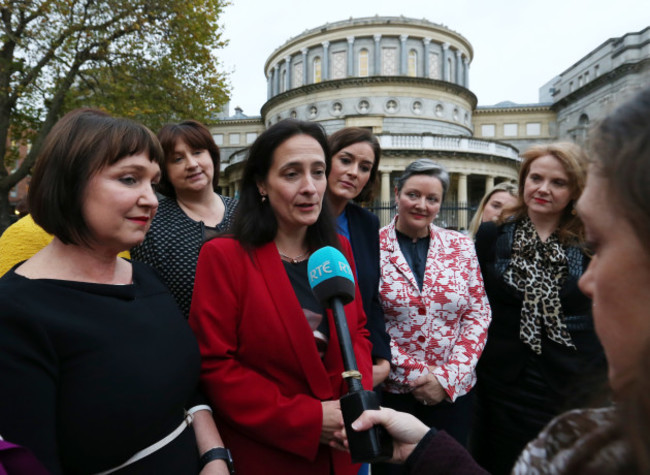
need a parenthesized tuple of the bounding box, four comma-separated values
(189, 237, 373, 475)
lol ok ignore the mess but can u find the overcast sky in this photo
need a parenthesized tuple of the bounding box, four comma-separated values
(215, 0, 648, 117)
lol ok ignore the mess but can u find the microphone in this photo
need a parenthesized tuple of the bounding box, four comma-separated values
(308, 247, 392, 463)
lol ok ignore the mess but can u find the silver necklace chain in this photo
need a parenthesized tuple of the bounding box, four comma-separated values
(278, 250, 310, 264)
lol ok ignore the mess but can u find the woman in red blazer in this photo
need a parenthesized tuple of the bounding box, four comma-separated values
(189, 120, 373, 475)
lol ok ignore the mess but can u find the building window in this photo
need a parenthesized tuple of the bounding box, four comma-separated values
(229, 133, 240, 145)
(578, 75, 583, 87)
(446, 57, 453, 82)
(503, 123, 518, 137)
(281, 70, 287, 92)
(382, 47, 397, 75)
(313, 57, 322, 83)
(569, 81, 574, 92)
(594, 65, 600, 77)
(331, 51, 346, 79)
(429, 52, 440, 79)
(213, 134, 224, 145)
(293, 62, 303, 88)
(246, 132, 257, 144)
(481, 124, 495, 137)
(408, 50, 417, 77)
(359, 49, 369, 77)
(584, 71, 589, 82)
(526, 123, 541, 136)
(435, 104, 444, 117)
(358, 100, 370, 114)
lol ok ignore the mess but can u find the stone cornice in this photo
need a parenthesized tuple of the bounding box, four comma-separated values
(261, 76, 478, 117)
(475, 104, 553, 114)
(552, 58, 650, 110)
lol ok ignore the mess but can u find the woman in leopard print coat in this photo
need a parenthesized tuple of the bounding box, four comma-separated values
(470, 142, 607, 474)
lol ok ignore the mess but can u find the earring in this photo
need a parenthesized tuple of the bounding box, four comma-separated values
(260, 193, 267, 203)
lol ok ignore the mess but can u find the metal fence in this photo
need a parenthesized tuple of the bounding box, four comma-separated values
(364, 201, 477, 231)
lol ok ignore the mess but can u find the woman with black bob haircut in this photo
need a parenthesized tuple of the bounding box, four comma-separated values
(0, 109, 227, 474)
(189, 119, 373, 475)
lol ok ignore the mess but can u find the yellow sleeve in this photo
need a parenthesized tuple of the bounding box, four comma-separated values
(0, 215, 53, 277)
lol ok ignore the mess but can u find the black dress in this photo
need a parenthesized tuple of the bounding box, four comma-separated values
(471, 221, 607, 474)
(0, 261, 202, 474)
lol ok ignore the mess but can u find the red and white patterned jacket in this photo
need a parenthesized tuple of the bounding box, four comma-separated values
(379, 217, 491, 401)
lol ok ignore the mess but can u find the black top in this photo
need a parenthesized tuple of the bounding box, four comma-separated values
(396, 230, 430, 292)
(283, 259, 330, 344)
(475, 221, 606, 395)
(344, 202, 391, 362)
(130, 194, 238, 318)
(0, 261, 202, 474)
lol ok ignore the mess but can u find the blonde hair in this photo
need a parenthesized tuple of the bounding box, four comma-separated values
(502, 142, 587, 245)
(468, 182, 518, 238)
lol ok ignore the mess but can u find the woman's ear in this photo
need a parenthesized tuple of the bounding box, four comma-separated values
(257, 180, 267, 197)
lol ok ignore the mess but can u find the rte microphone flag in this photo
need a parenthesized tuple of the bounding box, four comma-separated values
(308, 247, 392, 463)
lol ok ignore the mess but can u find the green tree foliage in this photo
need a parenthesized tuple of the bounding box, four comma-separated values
(0, 0, 231, 231)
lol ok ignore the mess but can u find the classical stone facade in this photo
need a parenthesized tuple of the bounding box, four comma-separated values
(211, 18, 650, 228)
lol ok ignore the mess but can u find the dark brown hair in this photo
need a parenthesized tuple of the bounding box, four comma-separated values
(502, 142, 587, 245)
(327, 127, 381, 202)
(156, 120, 221, 198)
(231, 119, 340, 252)
(29, 108, 163, 246)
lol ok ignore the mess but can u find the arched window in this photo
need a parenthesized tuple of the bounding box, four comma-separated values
(408, 50, 417, 77)
(359, 49, 369, 77)
(313, 57, 322, 83)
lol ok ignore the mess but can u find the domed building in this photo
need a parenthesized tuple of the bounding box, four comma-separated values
(211, 17, 650, 228)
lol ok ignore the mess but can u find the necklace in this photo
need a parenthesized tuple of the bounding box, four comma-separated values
(278, 250, 310, 264)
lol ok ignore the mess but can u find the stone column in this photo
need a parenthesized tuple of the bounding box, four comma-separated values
(380, 170, 392, 227)
(442, 43, 450, 81)
(347, 36, 355, 76)
(373, 34, 382, 75)
(399, 34, 408, 75)
(284, 55, 291, 91)
(301, 48, 308, 85)
(455, 50, 462, 86)
(321, 41, 330, 81)
(484, 175, 495, 192)
(463, 56, 470, 88)
(266, 72, 272, 99)
(273, 64, 279, 96)
(423, 38, 431, 78)
(457, 173, 468, 230)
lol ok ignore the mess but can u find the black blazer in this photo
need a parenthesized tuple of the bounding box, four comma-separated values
(474, 221, 606, 396)
(345, 202, 391, 362)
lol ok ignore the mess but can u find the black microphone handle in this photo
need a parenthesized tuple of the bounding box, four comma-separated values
(329, 297, 364, 393)
(329, 297, 394, 463)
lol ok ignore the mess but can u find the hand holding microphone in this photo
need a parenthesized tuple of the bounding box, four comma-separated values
(308, 246, 392, 463)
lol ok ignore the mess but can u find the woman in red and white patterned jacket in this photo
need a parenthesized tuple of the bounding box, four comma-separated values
(374, 160, 490, 474)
